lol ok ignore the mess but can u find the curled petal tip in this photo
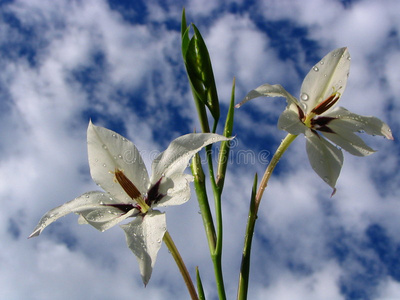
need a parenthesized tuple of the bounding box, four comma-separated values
(330, 187, 337, 197)
(235, 102, 243, 108)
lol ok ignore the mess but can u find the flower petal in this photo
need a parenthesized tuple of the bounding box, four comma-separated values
(156, 173, 193, 207)
(300, 47, 350, 114)
(236, 83, 299, 108)
(151, 133, 230, 185)
(278, 108, 307, 135)
(120, 210, 166, 286)
(325, 107, 394, 140)
(87, 121, 150, 202)
(323, 126, 376, 157)
(305, 130, 344, 189)
(29, 191, 119, 237)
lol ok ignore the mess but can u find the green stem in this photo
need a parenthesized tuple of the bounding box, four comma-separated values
(206, 147, 227, 300)
(255, 133, 297, 212)
(237, 133, 297, 300)
(163, 230, 199, 300)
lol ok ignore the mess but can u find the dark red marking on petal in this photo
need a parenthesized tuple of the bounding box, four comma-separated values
(146, 177, 165, 205)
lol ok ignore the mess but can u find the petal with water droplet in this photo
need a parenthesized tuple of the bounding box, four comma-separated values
(29, 191, 112, 238)
(300, 47, 350, 114)
(120, 210, 166, 286)
(87, 121, 150, 203)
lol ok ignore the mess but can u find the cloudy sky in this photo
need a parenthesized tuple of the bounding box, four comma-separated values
(1, 0, 400, 299)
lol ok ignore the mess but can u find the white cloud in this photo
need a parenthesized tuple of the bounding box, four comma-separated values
(253, 262, 344, 300)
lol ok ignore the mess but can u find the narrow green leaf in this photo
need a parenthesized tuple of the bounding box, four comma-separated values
(196, 267, 206, 300)
(217, 78, 235, 189)
(236, 173, 258, 300)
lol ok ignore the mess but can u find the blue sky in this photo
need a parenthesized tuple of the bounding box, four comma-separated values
(1, 0, 399, 299)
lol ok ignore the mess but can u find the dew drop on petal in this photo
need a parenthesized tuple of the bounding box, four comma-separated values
(320, 60, 324, 65)
(112, 134, 117, 138)
(300, 93, 309, 101)
(313, 66, 319, 72)
(103, 163, 107, 167)
(102, 144, 108, 150)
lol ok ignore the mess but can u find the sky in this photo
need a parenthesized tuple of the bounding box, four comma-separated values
(1, 0, 400, 299)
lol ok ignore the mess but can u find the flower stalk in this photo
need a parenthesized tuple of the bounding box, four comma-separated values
(237, 133, 297, 300)
(163, 231, 199, 300)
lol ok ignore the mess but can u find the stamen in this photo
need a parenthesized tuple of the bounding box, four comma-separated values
(311, 92, 341, 115)
(114, 169, 142, 199)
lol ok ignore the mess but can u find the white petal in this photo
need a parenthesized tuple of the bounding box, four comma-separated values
(77, 203, 137, 232)
(120, 210, 166, 286)
(325, 107, 394, 140)
(156, 173, 193, 207)
(305, 130, 344, 189)
(300, 47, 350, 114)
(278, 108, 307, 135)
(151, 133, 230, 184)
(236, 83, 299, 108)
(29, 191, 114, 237)
(323, 126, 376, 157)
(87, 121, 150, 202)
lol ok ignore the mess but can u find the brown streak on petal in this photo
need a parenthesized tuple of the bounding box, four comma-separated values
(114, 169, 141, 199)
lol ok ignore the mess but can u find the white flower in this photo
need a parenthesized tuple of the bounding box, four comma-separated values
(30, 121, 230, 285)
(237, 47, 393, 190)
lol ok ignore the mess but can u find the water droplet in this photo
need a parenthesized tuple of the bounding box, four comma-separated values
(112, 134, 117, 138)
(102, 144, 108, 150)
(157, 238, 161, 243)
(122, 137, 127, 142)
(300, 93, 309, 101)
(313, 66, 319, 72)
(103, 163, 107, 167)
(320, 61, 324, 65)
(118, 154, 123, 159)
